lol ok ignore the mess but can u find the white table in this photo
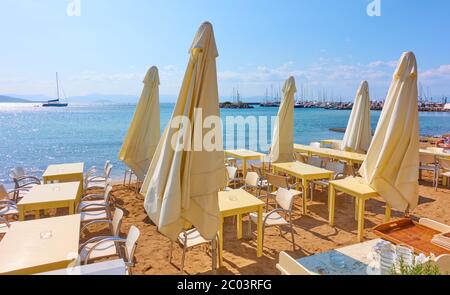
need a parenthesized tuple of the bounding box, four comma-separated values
(297, 239, 382, 275)
(0, 215, 81, 274)
(38, 259, 127, 275)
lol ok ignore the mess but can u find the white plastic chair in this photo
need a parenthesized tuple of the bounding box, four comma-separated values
(249, 188, 296, 251)
(276, 251, 314, 275)
(419, 153, 437, 186)
(226, 166, 240, 189)
(309, 161, 346, 201)
(78, 182, 113, 212)
(436, 157, 450, 190)
(307, 157, 323, 168)
(242, 171, 268, 198)
(84, 164, 113, 192)
(80, 208, 124, 238)
(9, 167, 41, 194)
(169, 228, 218, 273)
(79, 225, 140, 269)
(310, 142, 321, 148)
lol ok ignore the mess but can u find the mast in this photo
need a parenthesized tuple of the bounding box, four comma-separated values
(56, 72, 60, 100)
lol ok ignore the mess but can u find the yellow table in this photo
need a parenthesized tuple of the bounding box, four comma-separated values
(0, 214, 81, 274)
(272, 162, 334, 215)
(43, 162, 84, 191)
(294, 144, 366, 166)
(218, 189, 265, 266)
(224, 150, 265, 177)
(328, 177, 391, 242)
(17, 182, 81, 221)
(420, 148, 450, 160)
(320, 139, 342, 148)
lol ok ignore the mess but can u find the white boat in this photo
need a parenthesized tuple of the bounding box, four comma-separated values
(42, 72, 68, 107)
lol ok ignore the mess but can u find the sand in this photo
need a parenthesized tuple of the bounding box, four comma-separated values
(72, 171, 446, 275)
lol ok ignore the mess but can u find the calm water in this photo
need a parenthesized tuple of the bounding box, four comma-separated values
(1, 103, 449, 186)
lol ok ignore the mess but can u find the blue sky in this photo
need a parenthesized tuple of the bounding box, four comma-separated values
(1, 0, 450, 102)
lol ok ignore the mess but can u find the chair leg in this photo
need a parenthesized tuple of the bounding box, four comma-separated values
(290, 223, 296, 251)
(180, 246, 186, 274)
(247, 219, 252, 239)
(169, 241, 174, 264)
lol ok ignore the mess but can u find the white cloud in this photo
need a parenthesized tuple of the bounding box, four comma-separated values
(422, 64, 450, 80)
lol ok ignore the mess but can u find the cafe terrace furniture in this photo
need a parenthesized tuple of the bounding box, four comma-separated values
(224, 150, 265, 178)
(328, 177, 391, 242)
(17, 182, 80, 221)
(43, 162, 84, 192)
(0, 214, 81, 274)
(272, 161, 334, 215)
(218, 189, 264, 266)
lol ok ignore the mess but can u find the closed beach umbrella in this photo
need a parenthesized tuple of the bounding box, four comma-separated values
(341, 81, 372, 153)
(270, 76, 296, 163)
(141, 22, 227, 241)
(119, 66, 160, 180)
(359, 52, 419, 212)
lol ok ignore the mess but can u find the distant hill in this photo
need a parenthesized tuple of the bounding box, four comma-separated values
(0, 95, 33, 103)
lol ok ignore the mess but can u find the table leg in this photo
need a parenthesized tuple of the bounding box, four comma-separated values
(355, 198, 359, 221)
(236, 214, 243, 239)
(328, 184, 335, 226)
(69, 201, 75, 215)
(257, 206, 263, 257)
(357, 199, 366, 242)
(35, 210, 40, 219)
(19, 207, 25, 221)
(242, 159, 247, 178)
(218, 216, 224, 266)
(301, 178, 308, 215)
(385, 203, 391, 222)
(43, 177, 48, 185)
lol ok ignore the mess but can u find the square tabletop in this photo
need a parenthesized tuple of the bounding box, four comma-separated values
(224, 149, 266, 160)
(0, 214, 81, 274)
(18, 182, 80, 206)
(43, 163, 84, 178)
(294, 144, 366, 163)
(420, 148, 450, 159)
(329, 177, 378, 198)
(219, 189, 264, 214)
(272, 161, 334, 179)
(297, 238, 382, 275)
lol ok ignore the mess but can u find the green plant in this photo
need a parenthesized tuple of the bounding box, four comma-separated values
(390, 258, 441, 275)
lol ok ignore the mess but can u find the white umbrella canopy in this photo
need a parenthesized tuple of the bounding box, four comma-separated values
(359, 52, 419, 212)
(270, 76, 296, 163)
(341, 81, 372, 153)
(119, 66, 160, 180)
(141, 22, 227, 241)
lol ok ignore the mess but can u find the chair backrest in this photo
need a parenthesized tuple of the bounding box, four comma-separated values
(125, 226, 140, 265)
(103, 160, 111, 173)
(266, 173, 290, 190)
(419, 153, 436, 165)
(331, 142, 341, 150)
(276, 187, 295, 211)
(226, 157, 237, 167)
(245, 172, 260, 187)
(104, 182, 113, 202)
(293, 153, 306, 163)
(277, 251, 313, 275)
(112, 208, 124, 236)
(0, 184, 9, 200)
(308, 157, 323, 168)
(438, 158, 450, 170)
(325, 161, 346, 176)
(310, 142, 321, 148)
(435, 254, 450, 275)
(419, 218, 450, 233)
(11, 167, 26, 178)
(226, 166, 237, 180)
(105, 164, 113, 178)
(251, 164, 264, 178)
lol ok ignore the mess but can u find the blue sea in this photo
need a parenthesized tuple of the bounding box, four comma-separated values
(1, 103, 449, 187)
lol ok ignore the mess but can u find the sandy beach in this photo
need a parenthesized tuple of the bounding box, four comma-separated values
(78, 171, 449, 275)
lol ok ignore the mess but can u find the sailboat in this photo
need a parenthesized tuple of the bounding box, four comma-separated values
(42, 72, 68, 107)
